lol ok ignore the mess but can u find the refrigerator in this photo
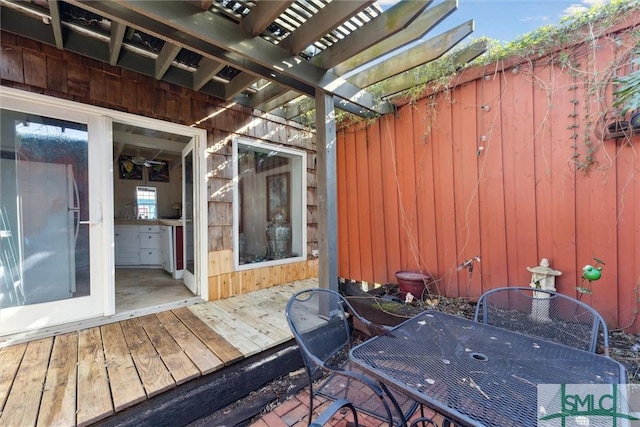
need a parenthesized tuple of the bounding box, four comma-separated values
(13, 160, 78, 305)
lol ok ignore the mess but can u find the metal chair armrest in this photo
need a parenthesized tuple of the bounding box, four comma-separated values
(310, 398, 358, 426)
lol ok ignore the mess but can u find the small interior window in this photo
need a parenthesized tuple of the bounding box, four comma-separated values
(136, 186, 157, 219)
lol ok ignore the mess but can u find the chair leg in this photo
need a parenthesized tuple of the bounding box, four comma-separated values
(307, 378, 316, 423)
(409, 417, 439, 427)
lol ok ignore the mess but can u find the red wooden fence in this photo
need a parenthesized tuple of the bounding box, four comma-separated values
(337, 15, 640, 331)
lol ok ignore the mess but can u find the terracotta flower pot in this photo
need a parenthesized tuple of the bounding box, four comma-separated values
(395, 271, 433, 299)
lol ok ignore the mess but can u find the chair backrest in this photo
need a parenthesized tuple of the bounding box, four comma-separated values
(474, 286, 609, 355)
(286, 288, 353, 376)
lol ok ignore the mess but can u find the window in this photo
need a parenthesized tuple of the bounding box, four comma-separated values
(136, 186, 157, 219)
(234, 139, 306, 268)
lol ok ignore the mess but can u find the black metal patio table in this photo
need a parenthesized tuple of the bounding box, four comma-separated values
(349, 310, 627, 426)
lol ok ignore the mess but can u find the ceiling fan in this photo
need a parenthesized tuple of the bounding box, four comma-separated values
(131, 153, 165, 168)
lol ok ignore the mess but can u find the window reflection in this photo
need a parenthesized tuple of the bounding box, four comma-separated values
(236, 143, 303, 265)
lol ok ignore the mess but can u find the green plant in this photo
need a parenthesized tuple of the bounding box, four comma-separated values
(614, 51, 640, 115)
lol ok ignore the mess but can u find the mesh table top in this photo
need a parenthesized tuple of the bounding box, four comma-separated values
(350, 311, 626, 426)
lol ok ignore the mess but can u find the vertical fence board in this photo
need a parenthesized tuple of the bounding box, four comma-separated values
(367, 120, 389, 284)
(432, 98, 458, 295)
(413, 98, 439, 280)
(337, 130, 350, 279)
(380, 114, 402, 283)
(504, 70, 538, 286)
(533, 63, 555, 266)
(574, 39, 619, 325)
(516, 70, 539, 284)
(355, 123, 374, 283)
(549, 70, 578, 294)
(456, 82, 483, 297)
(451, 88, 467, 295)
(477, 73, 509, 290)
(396, 104, 419, 272)
(616, 141, 640, 330)
(345, 128, 362, 279)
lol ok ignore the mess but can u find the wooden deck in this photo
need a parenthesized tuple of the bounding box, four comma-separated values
(0, 279, 316, 427)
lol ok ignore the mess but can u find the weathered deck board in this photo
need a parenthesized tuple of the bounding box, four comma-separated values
(77, 328, 113, 427)
(214, 298, 291, 343)
(155, 310, 224, 375)
(0, 280, 316, 426)
(101, 322, 147, 412)
(225, 295, 292, 339)
(120, 317, 176, 397)
(172, 306, 243, 365)
(0, 338, 52, 427)
(0, 341, 27, 411)
(37, 333, 78, 427)
(198, 304, 277, 350)
(189, 303, 266, 355)
(139, 314, 200, 385)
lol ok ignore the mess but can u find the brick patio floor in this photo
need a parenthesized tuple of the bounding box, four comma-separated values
(248, 387, 444, 427)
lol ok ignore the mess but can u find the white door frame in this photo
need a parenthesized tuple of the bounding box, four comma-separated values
(0, 89, 110, 334)
(0, 87, 208, 332)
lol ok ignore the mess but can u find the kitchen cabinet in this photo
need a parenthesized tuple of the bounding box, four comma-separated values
(115, 224, 162, 267)
(115, 225, 140, 265)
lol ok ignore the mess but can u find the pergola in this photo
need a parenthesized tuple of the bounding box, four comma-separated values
(0, 0, 486, 289)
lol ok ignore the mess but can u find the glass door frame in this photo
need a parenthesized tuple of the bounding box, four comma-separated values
(0, 88, 110, 335)
(0, 87, 208, 335)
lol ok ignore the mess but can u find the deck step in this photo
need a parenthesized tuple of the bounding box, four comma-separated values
(92, 340, 302, 427)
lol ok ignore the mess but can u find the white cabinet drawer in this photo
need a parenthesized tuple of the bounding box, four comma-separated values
(140, 232, 161, 249)
(140, 248, 162, 265)
(116, 251, 140, 265)
(115, 232, 139, 246)
(139, 225, 161, 233)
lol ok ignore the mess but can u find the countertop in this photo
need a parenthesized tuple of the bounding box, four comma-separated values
(114, 219, 185, 226)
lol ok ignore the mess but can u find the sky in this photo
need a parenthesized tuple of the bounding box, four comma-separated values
(379, 0, 611, 44)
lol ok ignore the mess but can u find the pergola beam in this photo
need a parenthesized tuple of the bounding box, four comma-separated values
(225, 72, 260, 100)
(349, 20, 474, 88)
(311, 0, 432, 69)
(377, 40, 488, 98)
(261, 92, 304, 116)
(240, 1, 294, 36)
(251, 82, 289, 109)
(333, 0, 458, 76)
(278, 1, 373, 54)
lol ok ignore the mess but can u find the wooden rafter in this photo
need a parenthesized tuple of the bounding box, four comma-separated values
(47, 0, 64, 49)
(109, 21, 127, 66)
(155, 42, 182, 80)
(193, 58, 226, 91)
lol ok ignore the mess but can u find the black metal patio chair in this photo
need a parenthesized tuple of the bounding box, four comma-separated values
(286, 288, 422, 426)
(474, 286, 609, 356)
